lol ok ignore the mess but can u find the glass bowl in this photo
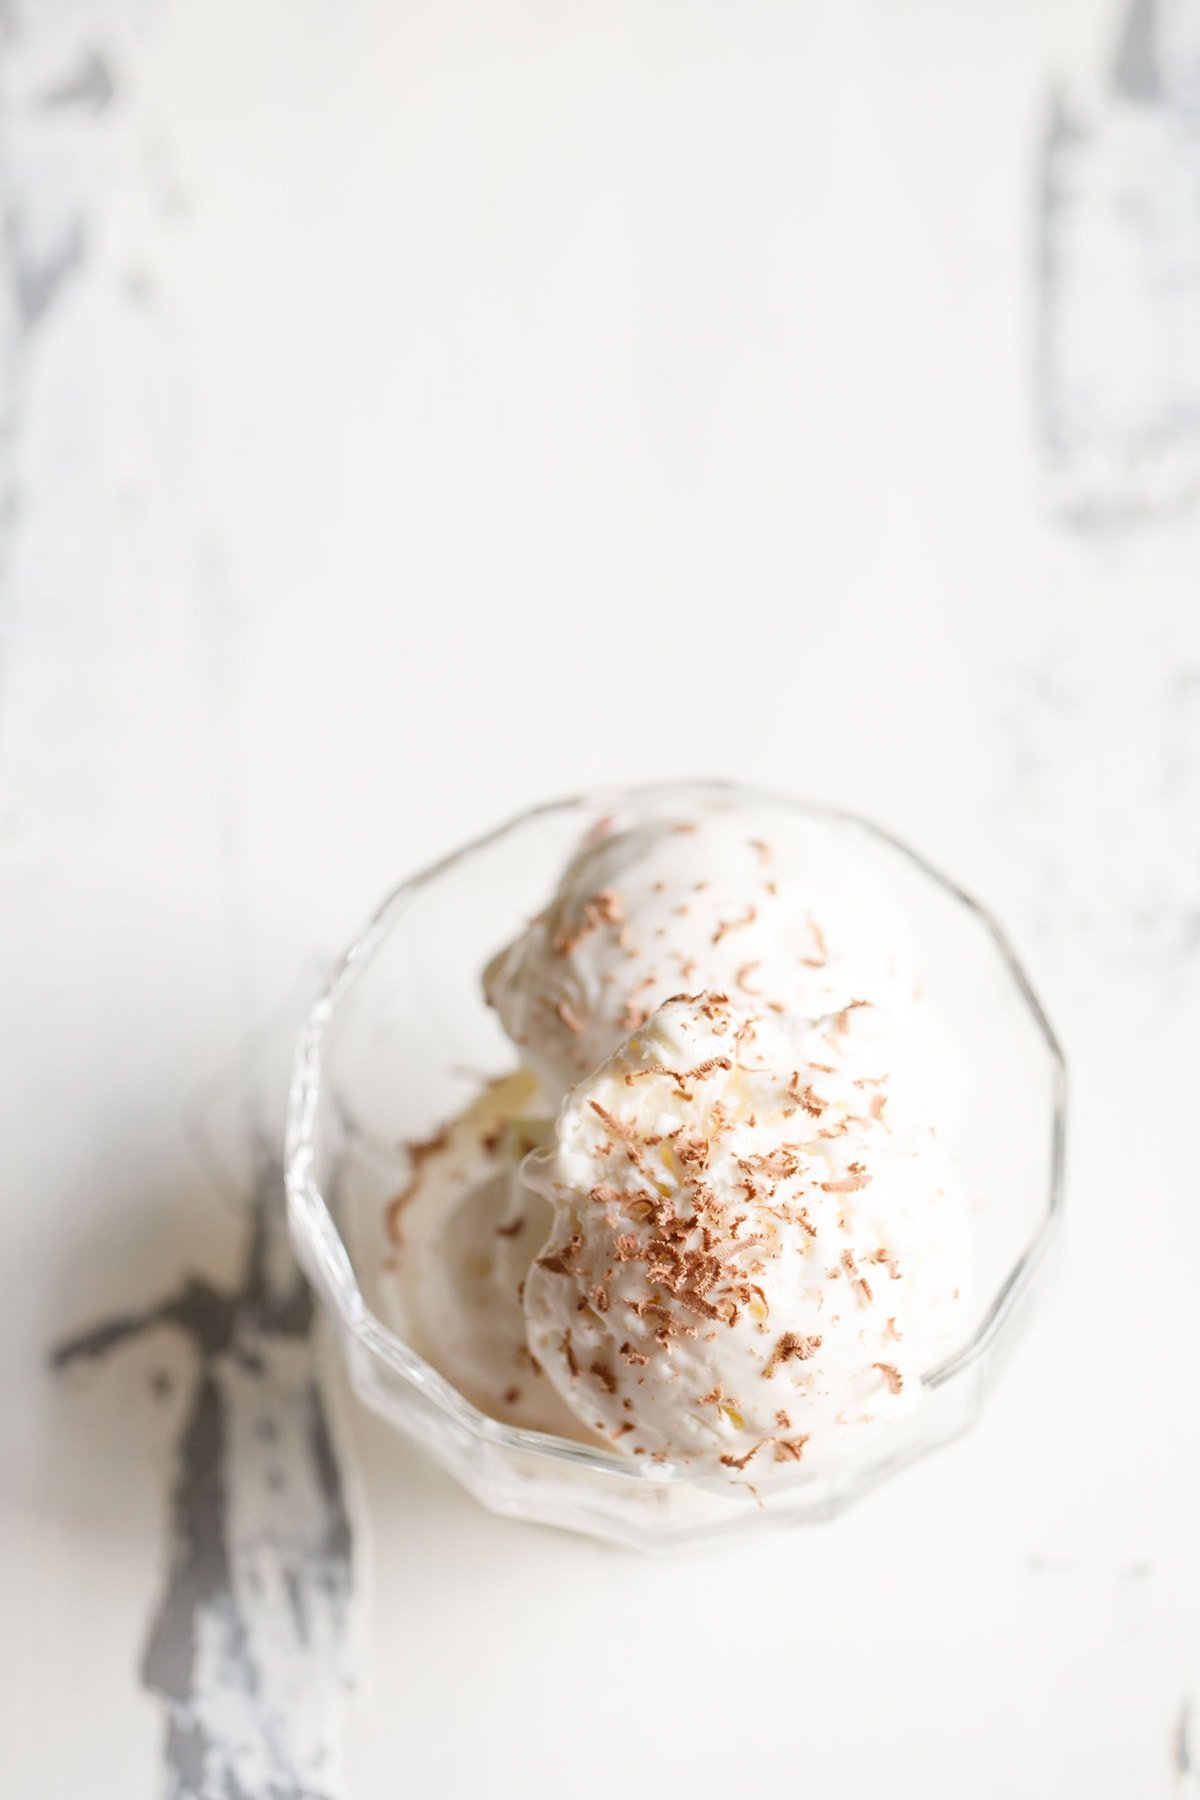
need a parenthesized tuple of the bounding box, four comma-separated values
(285, 782, 1065, 1552)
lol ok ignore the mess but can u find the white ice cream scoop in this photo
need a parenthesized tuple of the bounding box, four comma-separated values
(386, 1070, 592, 1443)
(520, 992, 969, 1482)
(484, 794, 919, 1103)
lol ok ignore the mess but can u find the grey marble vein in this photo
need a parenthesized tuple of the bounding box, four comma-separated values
(6, 208, 85, 334)
(1177, 1698, 1194, 1784)
(1, 0, 101, 662)
(1114, 0, 1166, 100)
(1038, 0, 1200, 522)
(53, 1152, 355, 1800)
(40, 51, 117, 113)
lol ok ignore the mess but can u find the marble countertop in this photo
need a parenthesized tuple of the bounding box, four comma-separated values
(3, 0, 1199, 1794)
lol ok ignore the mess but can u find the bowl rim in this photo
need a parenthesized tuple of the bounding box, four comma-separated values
(285, 778, 1067, 1489)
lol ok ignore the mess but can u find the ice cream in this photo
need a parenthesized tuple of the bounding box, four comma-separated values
(484, 795, 919, 1104)
(381, 791, 972, 1491)
(520, 992, 968, 1480)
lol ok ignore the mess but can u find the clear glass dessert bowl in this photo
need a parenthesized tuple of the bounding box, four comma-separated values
(285, 782, 1065, 1552)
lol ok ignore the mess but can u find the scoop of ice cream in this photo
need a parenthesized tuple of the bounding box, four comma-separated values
(385, 1070, 596, 1442)
(520, 993, 969, 1481)
(484, 796, 918, 1102)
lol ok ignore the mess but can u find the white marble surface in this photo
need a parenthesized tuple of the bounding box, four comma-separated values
(3, 0, 1199, 1794)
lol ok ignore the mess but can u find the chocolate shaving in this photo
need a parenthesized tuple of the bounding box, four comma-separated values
(624, 1054, 732, 1095)
(536, 1233, 583, 1276)
(719, 1441, 764, 1471)
(697, 992, 732, 1023)
(555, 997, 587, 1036)
(872, 1361, 903, 1395)
(590, 1359, 618, 1395)
(772, 1435, 809, 1463)
(674, 1131, 710, 1173)
(589, 1099, 642, 1154)
(787, 1071, 826, 1116)
(589, 1182, 625, 1211)
(384, 1124, 451, 1241)
(832, 999, 871, 1034)
(841, 1248, 874, 1309)
(799, 919, 829, 968)
(712, 904, 757, 946)
(740, 1147, 800, 1183)
(762, 1330, 822, 1377)
(821, 1168, 873, 1194)
(735, 960, 762, 995)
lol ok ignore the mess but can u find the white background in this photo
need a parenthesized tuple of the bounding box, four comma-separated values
(3, 0, 1199, 1794)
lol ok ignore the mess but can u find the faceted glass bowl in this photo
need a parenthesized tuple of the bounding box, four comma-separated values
(285, 782, 1065, 1552)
